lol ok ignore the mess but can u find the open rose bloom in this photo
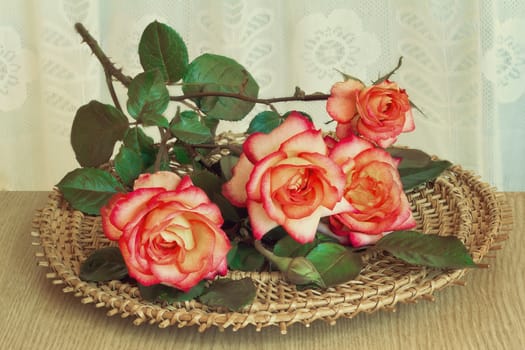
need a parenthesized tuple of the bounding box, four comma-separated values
(101, 171, 230, 291)
(223, 112, 416, 247)
(327, 78, 415, 148)
(222, 112, 352, 243)
(328, 135, 416, 246)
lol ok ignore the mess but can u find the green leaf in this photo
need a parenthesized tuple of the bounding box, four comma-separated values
(144, 160, 171, 173)
(138, 21, 189, 83)
(284, 257, 326, 288)
(71, 100, 129, 167)
(170, 111, 212, 144)
(386, 147, 431, 168)
(189, 169, 240, 221)
(123, 127, 156, 168)
(375, 231, 477, 269)
(274, 235, 318, 258)
(190, 169, 223, 196)
(182, 53, 259, 121)
(138, 281, 206, 303)
(211, 192, 241, 223)
(227, 242, 265, 271)
(262, 226, 287, 243)
(79, 247, 128, 281)
(398, 160, 452, 190)
(140, 113, 170, 128)
(127, 70, 169, 123)
(57, 168, 125, 215)
(171, 144, 192, 164)
(247, 111, 282, 134)
(274, 234, 337, 258)
(386, 148, 452, 190)
(114, 145, 143, 186)
(306, 243, 362, 287)
(198, 278, 256, 311)
(219, 155, 239, 181)
(202, 116, 220, 136)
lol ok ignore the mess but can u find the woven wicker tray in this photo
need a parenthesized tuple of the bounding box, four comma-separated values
(32, 165, 513, 333)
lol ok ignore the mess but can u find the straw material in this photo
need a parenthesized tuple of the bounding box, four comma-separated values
(32, 165, 513, 333)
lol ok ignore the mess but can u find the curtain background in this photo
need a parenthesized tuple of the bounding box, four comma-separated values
(1, 0, 524, 191)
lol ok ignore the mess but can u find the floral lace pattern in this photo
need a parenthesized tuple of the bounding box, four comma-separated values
(1, 0, 524, 190)
(0, 27, 34, 112)
(483, 18, 525, 103)
(292, 10, 380, 93)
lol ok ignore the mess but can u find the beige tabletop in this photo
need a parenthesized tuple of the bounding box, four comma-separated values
(1, 191, 524, 350)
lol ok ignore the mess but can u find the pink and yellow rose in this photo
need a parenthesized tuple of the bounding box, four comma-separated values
(222, 112, 352, 243)
(328, 135, 416, 247)
(327, 78, 415, 148)
(100, 171, 230, 291)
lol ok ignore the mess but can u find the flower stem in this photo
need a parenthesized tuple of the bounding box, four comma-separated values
(104, 70, 123, 113)
(74, 22, 331, 106)
(74, 23, 133, 87)
(154, 127, 170, 172)
(169, 91, 330, 105)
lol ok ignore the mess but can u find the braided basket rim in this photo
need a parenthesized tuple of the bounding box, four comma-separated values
(32, 165, 513, 333)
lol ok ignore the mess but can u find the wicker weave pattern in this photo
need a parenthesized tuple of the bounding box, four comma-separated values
(32, 166, 513, 333)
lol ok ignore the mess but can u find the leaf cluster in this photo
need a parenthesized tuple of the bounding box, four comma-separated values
(254, 230, 477, 289)
(59, 21, 263, 214)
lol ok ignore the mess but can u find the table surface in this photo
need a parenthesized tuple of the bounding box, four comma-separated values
(1, 191, 524, 350)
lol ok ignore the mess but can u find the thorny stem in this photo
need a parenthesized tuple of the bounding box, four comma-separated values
(192, 142, 243, 155)
(104, 70, 123, 112)
(169, 91, 331, 106)
(154, 127, 171, 172)
(74, 22, 331, 107)
(74, 23, 132, 87)
(374, 56, 403, 84)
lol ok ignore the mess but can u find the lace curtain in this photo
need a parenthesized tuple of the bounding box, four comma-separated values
(1, 0, 524, 190)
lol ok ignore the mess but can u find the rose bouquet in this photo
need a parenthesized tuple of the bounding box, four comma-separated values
(57, 21, 478, 310)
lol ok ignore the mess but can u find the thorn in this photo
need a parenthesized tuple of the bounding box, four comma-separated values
(476, 263, 490, 269)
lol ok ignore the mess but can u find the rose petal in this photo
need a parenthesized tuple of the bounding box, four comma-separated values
(221, 153, 254, 207)
(279, 129, 327, 156)
(150, 263, 197, 290)
(353, 148, 399, 170)
(133, 171, 181, 190)
(101, 193, 126, 240)
(110, 188, 165, 231)
(150, 187, 223, 225)
(243, 112, 314, 163)
(246, 151, 286, 202)
(330, 134, 374, 165)
(348, 231, 387, 247)
(326, 79, 365, 123)
(402, 109, 415, 132)
(119, 234, 160, 286)
(299, 152, 346, 204)
(247, 201, 279, 240)
(335, 121, 354, 140)
(283, 212, 323, 244)
(176, 175, 195, 191)
(171, 220, 214, 274)
(173, 270, 209, 292)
